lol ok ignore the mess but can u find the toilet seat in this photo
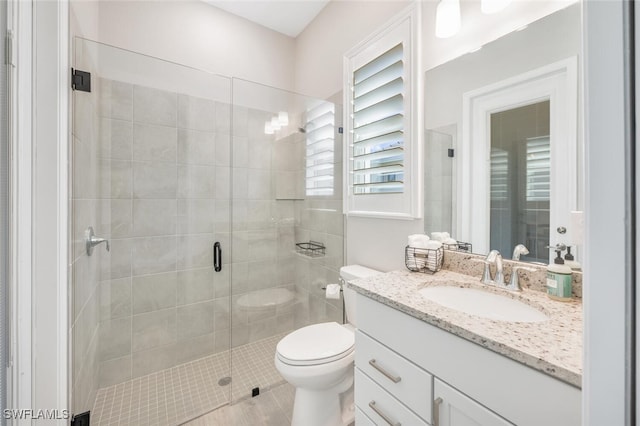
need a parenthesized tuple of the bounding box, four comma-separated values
(276, 322, 354, 366)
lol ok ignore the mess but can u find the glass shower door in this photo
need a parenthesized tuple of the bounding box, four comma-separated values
(70, 38, 232, 425)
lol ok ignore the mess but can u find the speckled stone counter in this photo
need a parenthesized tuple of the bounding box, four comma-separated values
(346, 269, 582, 388)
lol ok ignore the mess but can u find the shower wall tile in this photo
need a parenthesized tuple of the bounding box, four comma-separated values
(177, 165, 216, 199)
(105, 238, 133, 280)
(247, 169, 271, 199)
(213, 298, 230, 331)
(132, 199, 177, 237)
(248, 140, 271, 170)
(214, 167, 231, 200)
(213, 268, 231, 298)
(132, 162, 177, 199)
(177, 129, 215, 165)
(105, 160, 133, 199)
(100, 277, 132, 321)
(73, 136, 98, 200)
(109, 199, 133, 238)
(132, 271, 177, 314)
(247, 200, 271, 230)
(177, 268, 214, 305)
(131, 236, 177, 275)
(100, 118, 133, 160)
(177, 234, 214, 270)
(177, 198, 216, 234)
(133, 85, 177, 127)
(232, 168, 248, 200)
(178, 94, 216, 132)
(133, 123, 177, 162)
(132, 308, 177, 352)
(215, 133, 231, 167)
(107, 81, 134, 121)
(99, 317, 132, 361)
(131, 344, 177, 378)
(232, 136, 249, 168)
(219, 102, 235, 135)
(177, 301, 215, 340)
(99, 355, 132, 388)
(175, 333, 215, 364)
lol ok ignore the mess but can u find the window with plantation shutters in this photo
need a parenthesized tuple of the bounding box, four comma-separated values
(344, 3, 420, 218)
(525, 136, 551, 202)
(305, 102, 335, 197)
(352, 44, 404, 195)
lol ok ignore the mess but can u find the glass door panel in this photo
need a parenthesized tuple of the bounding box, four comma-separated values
(71, 38, 231, 424)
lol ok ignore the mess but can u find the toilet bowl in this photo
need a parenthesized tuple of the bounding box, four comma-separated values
(275, 265, 382, 426)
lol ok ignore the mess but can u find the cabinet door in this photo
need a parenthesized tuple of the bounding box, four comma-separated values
(434, 379, 513, 426)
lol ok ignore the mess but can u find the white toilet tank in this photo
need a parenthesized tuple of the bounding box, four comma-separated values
(339, 265, 382, 328)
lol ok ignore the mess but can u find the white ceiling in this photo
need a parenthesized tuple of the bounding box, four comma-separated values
(204, 0, 331, 37)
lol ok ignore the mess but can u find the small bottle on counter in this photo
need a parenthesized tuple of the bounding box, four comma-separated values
(547, 249, 573, 302)
(563, 246, 582, 271)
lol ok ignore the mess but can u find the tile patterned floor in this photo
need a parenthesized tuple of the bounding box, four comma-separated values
(92, 333, 287, 426)
(182, 382, 296, 426)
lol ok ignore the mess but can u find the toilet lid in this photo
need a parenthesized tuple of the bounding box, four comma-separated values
(277, 322, 355, 366)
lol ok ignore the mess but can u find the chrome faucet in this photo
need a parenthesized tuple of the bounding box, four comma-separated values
(481, 250, 505, 287)
(512, 244, 529, 261)
(506, 265, 537, 291)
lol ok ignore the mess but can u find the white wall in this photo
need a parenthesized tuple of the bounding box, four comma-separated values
(82, 0, 296, 91)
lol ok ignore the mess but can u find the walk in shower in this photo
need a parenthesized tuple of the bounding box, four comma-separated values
(70, 39, 344, 425)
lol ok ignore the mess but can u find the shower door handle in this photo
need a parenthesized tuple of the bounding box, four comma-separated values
(213, 242, 222, 272)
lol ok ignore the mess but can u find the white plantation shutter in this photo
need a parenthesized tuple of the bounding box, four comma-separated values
(490, 149, 509, 201)
(352, 44, 404, 194)
(344, 3, 420, 218)
(306, 102, 335, 196)
(525, 136, 551, 202)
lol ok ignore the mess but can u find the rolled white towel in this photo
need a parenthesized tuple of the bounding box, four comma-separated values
(443, 238, 458, 245)
(431, 232, 445, 242)
(408, 234, 430, 249)
(424, 240, 443, 250)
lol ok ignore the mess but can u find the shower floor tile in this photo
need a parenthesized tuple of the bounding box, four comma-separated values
(91, 333, 287, 426)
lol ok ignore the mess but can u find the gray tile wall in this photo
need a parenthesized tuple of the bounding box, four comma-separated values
(97, 79, 232, 388)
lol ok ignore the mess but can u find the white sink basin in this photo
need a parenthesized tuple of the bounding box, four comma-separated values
(418, 286, 548, 323)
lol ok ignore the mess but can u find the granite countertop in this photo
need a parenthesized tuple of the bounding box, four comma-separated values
(347, 269, 582, 388)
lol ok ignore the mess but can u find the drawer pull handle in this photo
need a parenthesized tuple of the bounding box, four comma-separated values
(369, 401, 401, 426)
(433, 397, 443, 426)
(369, 359, 401, 383)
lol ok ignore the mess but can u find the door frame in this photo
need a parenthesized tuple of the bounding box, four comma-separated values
(7, 0, 69, 421)
(460, 57, 578, 255)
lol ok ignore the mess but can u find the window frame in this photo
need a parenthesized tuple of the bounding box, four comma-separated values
(343, 2, 422, 219)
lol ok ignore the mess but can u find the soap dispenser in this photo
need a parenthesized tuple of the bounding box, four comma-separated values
(563, 246, 582, 271)
(547, 248, 573, 302)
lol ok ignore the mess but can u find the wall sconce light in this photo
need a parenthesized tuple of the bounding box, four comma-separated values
(264, 122, 274, 135)
(481, 0, 511, 14)
(435, 0, 461, 39)
(278, 111, 289, 126)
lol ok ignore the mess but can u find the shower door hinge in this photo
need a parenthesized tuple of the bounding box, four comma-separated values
(448, 148, 455, 158)
(71, 68, 92, 92)
(70, 411, 90, 426)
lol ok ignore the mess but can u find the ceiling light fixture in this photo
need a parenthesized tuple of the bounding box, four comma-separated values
(278, 111, 289, 126)
(435, 0, 461, 39)
(481, 0, 511, 14)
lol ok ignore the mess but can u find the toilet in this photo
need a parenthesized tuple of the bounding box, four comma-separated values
(275, 265, 381, 426)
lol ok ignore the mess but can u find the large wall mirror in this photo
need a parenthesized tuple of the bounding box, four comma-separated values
(423, 3, 582, 263)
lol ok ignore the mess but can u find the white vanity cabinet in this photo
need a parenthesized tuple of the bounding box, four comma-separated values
(354, 293, 581, 426)
(434, 379, 512, 426)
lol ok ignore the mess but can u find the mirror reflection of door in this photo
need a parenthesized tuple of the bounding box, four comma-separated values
(489, 100, 550, 263)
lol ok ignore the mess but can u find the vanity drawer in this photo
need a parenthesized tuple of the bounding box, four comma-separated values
(355, 407, 376, 425)
(356, 368, 430, 426)
(356, 330, 433, 422)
